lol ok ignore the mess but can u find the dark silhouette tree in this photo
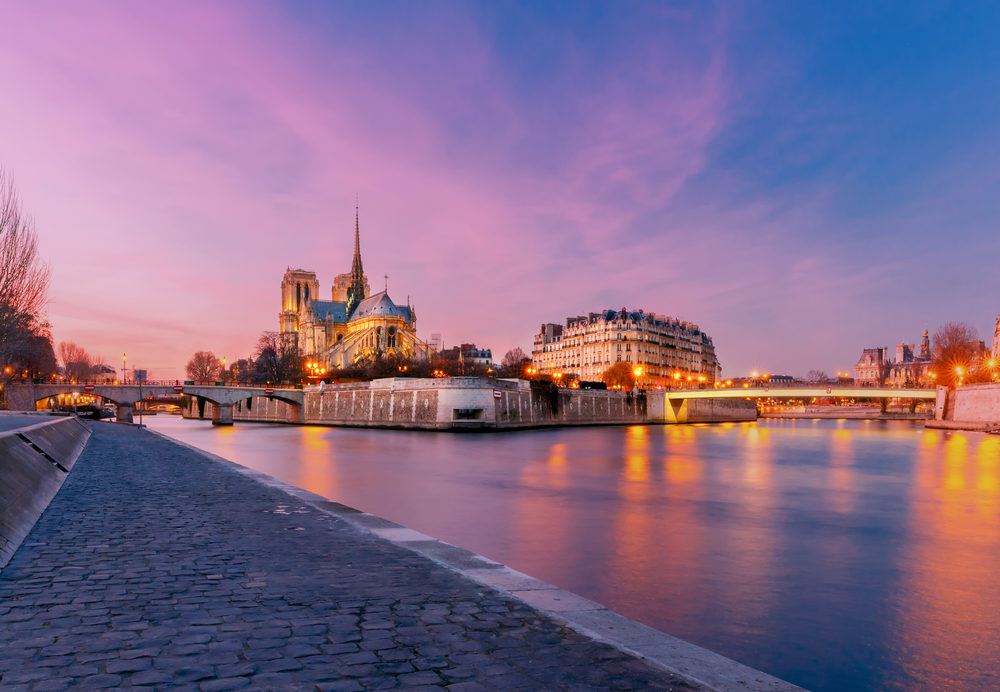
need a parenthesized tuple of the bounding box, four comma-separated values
(499, 347, 531, 377)
(0, 168, 52, 385)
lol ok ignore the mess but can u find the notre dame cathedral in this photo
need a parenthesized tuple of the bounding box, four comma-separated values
(279, 209, 433, 368)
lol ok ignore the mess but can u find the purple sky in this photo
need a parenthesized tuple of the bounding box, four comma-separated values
(2, 2, 998, 380)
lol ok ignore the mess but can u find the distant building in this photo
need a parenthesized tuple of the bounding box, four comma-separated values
(855, 330, 931, 387)
(92, 364, 117, 383)
(531, 307, 720, 388)
(279, 209, 434, 368)
(993, 315, 1000, 360)
(439, 343, 494, 368)
(732, 374, 796, 387)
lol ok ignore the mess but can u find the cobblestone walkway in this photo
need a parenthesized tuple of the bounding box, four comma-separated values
(0, 422, 699, 690)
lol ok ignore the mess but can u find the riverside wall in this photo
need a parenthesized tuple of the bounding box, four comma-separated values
(182, 377, 757, 430)
(928, 383, 1000, 432)
(0, 415, 91, 568)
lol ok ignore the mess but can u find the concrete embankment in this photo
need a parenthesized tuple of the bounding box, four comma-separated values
(0, 413, 91, 568)
(183, 377, 758, 430)
(927, 383, 1000, 433)
(0, 422, 797, 691)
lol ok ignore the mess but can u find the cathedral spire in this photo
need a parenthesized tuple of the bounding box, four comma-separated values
(346, 205, 367, 316)
(352, 205, 364, 282)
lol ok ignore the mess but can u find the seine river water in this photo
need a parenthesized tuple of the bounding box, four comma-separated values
(146, 416, 1000, 691)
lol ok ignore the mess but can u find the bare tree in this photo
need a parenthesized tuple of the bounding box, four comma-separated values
(186, 351, 222, 383)
(499, 347, 530, 377)
(0, 169, 50, 377)
(0, 169, 49, 327)
(932, 322, 987, 387)
(253, 331, 302, 384)
(58, 341, 93, 382)
(806, 369, 830, 383)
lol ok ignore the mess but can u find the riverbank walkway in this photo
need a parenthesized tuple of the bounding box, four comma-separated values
(0, 422, 706, 690)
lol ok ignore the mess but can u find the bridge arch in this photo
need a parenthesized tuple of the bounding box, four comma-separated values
(180, 386, 304, 426)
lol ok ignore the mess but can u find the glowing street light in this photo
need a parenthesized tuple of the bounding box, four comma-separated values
(122, 353, 127, 384)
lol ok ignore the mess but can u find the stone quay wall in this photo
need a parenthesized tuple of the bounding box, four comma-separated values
(929, 383, 1000, 431)
(182, 377, 757, 430)
(0, 414, 91, 568)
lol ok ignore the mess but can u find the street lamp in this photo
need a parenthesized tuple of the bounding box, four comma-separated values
(122, 353, 127, 384)
(221, 357, 227, 384)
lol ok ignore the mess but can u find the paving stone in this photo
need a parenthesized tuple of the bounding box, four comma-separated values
(105, 656, 153, 674)
(71, 672, 124, 688)
(199, 676, 252, 691)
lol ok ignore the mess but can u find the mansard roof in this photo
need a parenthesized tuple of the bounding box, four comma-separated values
(349, 291, 413, 324)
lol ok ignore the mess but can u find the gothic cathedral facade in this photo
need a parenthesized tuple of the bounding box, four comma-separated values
(279, 209, 433, 369)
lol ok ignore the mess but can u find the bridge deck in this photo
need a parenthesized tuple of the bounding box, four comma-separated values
(667, 387, 937, 400)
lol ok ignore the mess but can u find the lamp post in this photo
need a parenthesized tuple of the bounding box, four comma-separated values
(122, 353, 127, 384)
(221, 357, 227, 385)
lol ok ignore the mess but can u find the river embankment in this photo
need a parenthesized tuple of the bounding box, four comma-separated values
(927, 382, 1000, 432)
(180, 377, 758, 429)
(0, 412, 90, 568)
(0, 419, 795, 691)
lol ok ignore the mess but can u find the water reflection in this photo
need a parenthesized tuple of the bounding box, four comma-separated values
(145, 416, 1000, 692)
(893, 432, 1000, 690)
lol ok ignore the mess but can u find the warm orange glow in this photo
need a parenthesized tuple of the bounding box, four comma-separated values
(751, 370, 759, 377)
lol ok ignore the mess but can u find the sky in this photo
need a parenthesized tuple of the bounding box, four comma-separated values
(1, 1, 998, 380)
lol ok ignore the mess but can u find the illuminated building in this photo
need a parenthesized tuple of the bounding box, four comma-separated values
(531, 307, 720, 387)
(439, 344, 494, 368)
(855, 330, 932, 387)
(993, 315, 1000, 360)
(279, 209, 433, 368)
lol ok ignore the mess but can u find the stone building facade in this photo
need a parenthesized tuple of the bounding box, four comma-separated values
(531, 308, 720, 388)
(993, 315, 1000, 360)
(854, 330, 931, 387)
(279, 210, 433, 369)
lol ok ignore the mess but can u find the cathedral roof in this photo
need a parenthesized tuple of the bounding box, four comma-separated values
(312, 300, 348, 322)
(349, 291, 413, 324)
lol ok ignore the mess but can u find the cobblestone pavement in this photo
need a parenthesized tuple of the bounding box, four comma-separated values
(0, 422, 701, 691)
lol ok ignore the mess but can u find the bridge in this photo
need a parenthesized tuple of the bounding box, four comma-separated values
(2, 384, 304, 425)
(665, 386, 937, 400)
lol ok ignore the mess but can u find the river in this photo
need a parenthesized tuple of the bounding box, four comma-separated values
(145, 416, 1000, 691)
